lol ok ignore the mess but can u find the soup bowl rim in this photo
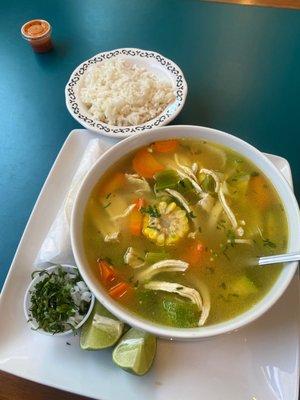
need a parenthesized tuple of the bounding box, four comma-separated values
(71, 125, 300, 340)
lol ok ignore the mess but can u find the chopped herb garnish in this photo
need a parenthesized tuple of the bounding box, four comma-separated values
(222, 246, 231, 261)
(263, 238, 277, 248)
(105, 192, 112, 199)
(147, 225, 160, 231)
(188, 211, 196, 219)
(28, 267, 89, 334)
(217, 220, 226, 230)
(141, 205, 161, 218)
(251, 171, 259, 177)
(258, 229, 277, 249)
(198, 226, 202, 233)
(227, 230, 236, 246)
(103, 202, 111, 209)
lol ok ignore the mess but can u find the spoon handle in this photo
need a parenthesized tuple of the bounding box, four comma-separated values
(258, 251, 300, 266)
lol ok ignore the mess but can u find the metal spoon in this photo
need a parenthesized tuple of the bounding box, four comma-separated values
(257, 251, 300, 266)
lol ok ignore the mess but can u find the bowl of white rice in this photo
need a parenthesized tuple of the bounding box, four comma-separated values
(65, 48, 187, 138)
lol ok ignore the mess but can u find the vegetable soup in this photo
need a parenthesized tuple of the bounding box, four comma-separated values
(83, 139, 288, 328)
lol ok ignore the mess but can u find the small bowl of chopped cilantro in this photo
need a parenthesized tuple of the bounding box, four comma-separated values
(24, 265, 95, 336)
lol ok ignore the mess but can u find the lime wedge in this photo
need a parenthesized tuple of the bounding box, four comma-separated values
(112, 328, 156, 375)
(80, 301, 124, 350)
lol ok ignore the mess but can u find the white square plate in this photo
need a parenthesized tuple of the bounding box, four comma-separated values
(0, 129, 298, 400)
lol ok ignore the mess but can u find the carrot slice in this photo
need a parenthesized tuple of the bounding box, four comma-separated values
(100, 172, 125, 196)
(184, 243, 204, 266)
(132, 148, 164, 178)
(108, 282, 131, 299)
(98, 259, 117, 284)
(129, 208, 143, 236)
(248, 175, 271, 210)
(153, 140, 178, 153)
(134, 197, 145, 211)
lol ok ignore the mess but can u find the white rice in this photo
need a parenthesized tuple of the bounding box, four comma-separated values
(80, 59, 175, 126)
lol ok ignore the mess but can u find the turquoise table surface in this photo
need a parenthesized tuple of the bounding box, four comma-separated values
(0, 0, 300, 289)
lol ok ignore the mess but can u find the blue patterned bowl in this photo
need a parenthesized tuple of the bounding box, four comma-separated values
(65, 48, 187, 138)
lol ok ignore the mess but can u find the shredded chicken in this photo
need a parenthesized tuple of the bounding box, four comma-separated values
(135, 259, 189, 282)
(200, 168, 221, 193)
(165, 189, 192, 214)
(104, 232, 120, 242)
(144, 281, 203, 310)
(144, 279, 210, 326)
(125, 173, 151, 193)
(174, 154, 198, 182)
(236, 227, 244, 237)
(229, 238, 252, 245)
(192, 162, 198, 174)
(173, 154, 203, 195)
(124, 247, 145, 268)
(112, 204, 136, 221)
(218, 185, 238, 230)
(196, 280, 211, 326)
(188, 231, 197, 239)
(198, 193, 215, 213)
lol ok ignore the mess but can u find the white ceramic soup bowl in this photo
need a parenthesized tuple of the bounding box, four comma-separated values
(71, 125, 300, 340)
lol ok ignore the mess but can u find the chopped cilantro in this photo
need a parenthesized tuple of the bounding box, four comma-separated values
(28, 267, 88, 334)
(141, 205, 161, 218)
(263, 238, 277, 248)
(227, 230, 236, 246)
(188, 211, 196, 219)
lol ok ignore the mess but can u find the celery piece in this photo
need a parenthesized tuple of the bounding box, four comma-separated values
(144, 251, 170, 265)
(154, 170, 180, 191)
(199, 174, 216, 193)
